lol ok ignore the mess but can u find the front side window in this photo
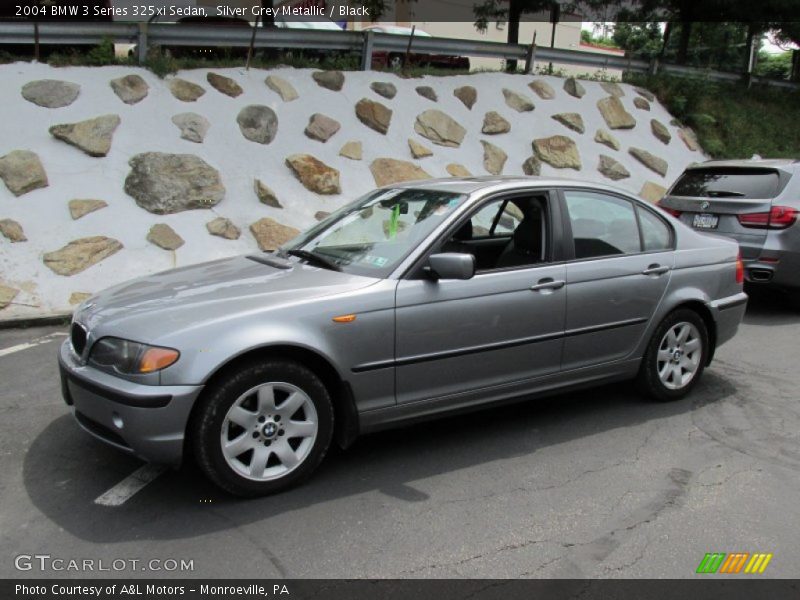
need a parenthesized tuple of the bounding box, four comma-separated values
(564, 191, 641, 259)
(283, 188, 467, 277)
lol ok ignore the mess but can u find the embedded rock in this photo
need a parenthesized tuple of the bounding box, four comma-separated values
(370, 81, 397, 99)
(446, 163, 472, 177)
(635, 87, 655, 102)
(453, 85, 477, 109)
(639, 181, 667, 203)
(314, 211, 331, 221)
(236, 105, 278, 144)
(563, 77, 585, 98)
(206, 217, 241, 240)
(250, 218, 300, 251)
(171, 112, 210, 143)
(651, 119, 672, 144)
(503, 88, 534, 112)
(597, 96, 636, 129)
(629, 148, 668, 177)
(124, 152, 224, 214)
(633, 96, 650, 111)
(369, 158, 431, 187)
(69, 292, 92, 306)
(532, 135, 581, 170)
(147, 224, 184, 251)
(355, 98, 392, 135)
(265, 75, 298, 101)
(304, 113, 340, 142)
(49, 114, 120, 157)
(600, 81, 624, 97)
(43, 236, 122, 276)
(69, 199, 107, 220)
(678, 127, 700, 152)
(207, 72, 242, 98)
(0, 218, 26, 242)
(481, 140, 507, 175)
(552, 112, 585, 134)
(529, 79, 555, 100)
(339, 140, 362, 160)
(598, 154, 630, 180)
(482, 111, 510, 134)
(409, 139, 433, 158)
(0, 285, 19, 310)
(21, 79, 79, 108)
(594, 128, 620, 151)
(169, 78, 205, 102)
(414, 109, 466, 147)
(254, 179, 282, 208)
(285, 154, 340, 195)
(110, 74, 148, 105)
(312, 70, 344, 91)
(416, 86, 438, 102)
(522, 155, 542, 176)
(0, 150, 48, 197)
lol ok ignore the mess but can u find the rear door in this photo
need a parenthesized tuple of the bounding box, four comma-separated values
(663, 167, 783, 259)
(560, 189, 674, 370)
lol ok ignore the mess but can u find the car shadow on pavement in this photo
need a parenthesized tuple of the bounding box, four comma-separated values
(743, 287, 800, 326)
(23, 372, 736, 544)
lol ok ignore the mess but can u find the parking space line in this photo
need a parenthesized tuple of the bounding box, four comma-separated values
(0, 332, 68, 358)
(94, 465, 167, 507)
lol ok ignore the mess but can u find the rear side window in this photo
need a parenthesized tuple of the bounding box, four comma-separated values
(637, 207, 672, 251)
(670, 168, 780, 199)
(564, 191, 641, 259)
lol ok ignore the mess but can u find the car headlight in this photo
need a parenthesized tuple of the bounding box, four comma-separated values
(89, 337, 180, 375)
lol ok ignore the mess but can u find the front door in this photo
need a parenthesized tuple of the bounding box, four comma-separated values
(394, 192, 567, 405)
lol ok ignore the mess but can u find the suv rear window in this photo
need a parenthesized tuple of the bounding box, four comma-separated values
(670, 168, 780, 199)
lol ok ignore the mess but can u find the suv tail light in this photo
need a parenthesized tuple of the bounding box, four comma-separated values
(737, 205, 798, 229)
(736, 252, 744, 284)
(656, 200, 682, 218)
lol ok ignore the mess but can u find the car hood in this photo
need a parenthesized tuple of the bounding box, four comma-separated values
(75, 255, 379, 341)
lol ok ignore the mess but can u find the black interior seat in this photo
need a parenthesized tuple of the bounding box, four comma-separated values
(442, 220, 473, 254)
(496, 214, 542, 268)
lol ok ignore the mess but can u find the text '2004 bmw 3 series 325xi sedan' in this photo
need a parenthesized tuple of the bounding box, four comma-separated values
(59, 177, 748, 496)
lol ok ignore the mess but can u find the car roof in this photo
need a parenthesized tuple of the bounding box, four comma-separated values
(687, 158, 800, 172)
(387, 176, 639, 198)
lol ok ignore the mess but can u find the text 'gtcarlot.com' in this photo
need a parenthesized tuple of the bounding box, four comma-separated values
(14, 554, 194, 572)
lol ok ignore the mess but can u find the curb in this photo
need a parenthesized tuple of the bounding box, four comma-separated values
(0, 313, 72, 330)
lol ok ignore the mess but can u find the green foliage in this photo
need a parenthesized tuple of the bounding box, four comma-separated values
(612, 22, 663, 59)
(85, 36, 115, 66)
(625, 72, 800, 159)
(755, 51, 793, 79)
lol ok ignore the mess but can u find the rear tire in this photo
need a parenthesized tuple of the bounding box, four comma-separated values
(191, 359, 333, 497)
(637, 309, 709, 402)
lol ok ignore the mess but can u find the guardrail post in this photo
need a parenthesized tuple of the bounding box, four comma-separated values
(137, 22, 148, 65)
(648, 57, 659, 76)
(524, 31, 536, 74)
(360, 30, 374, 71)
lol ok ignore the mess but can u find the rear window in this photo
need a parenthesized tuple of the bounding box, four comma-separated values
(670, 168, 780, 199)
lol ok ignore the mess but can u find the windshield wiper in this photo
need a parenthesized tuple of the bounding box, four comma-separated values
(285, 249, 341, 271)
(706, 190, 745, 197)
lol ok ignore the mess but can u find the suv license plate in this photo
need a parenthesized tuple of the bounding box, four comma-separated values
(692, 213, 719, 229)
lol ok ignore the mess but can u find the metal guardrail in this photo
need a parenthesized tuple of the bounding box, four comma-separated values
(0, 21, 797, 91)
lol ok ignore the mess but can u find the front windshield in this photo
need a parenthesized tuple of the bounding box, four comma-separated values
(282, 188, 467, 277)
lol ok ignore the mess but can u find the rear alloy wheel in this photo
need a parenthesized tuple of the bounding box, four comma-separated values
(637, 309, 708, 402)
(192, 360, 333, 496)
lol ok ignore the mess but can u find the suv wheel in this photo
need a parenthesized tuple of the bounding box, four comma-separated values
(637, 309, 709, 402)
(192, 360, 333, 496)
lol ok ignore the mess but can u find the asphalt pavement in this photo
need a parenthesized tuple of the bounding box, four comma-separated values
(1, 290, 798, 579)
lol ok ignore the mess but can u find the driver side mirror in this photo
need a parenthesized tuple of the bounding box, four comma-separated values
(426, 253, 475, 280)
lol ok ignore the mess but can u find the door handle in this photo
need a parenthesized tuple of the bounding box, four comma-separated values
(642, 264, 670, 276)
(530, 278, 565, 292)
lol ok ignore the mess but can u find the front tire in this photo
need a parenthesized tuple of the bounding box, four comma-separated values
(637, 309, 709, 402)
(191, 359, 333, 497)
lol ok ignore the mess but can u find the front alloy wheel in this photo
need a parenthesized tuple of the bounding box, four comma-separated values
(193, 360, 333, 496)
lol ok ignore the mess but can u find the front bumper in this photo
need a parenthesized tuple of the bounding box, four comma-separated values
(59, 339, 203, 466)
(707, 291, 748, 348)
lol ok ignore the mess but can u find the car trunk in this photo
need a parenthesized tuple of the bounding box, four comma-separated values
(663, 168, 781, 259)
